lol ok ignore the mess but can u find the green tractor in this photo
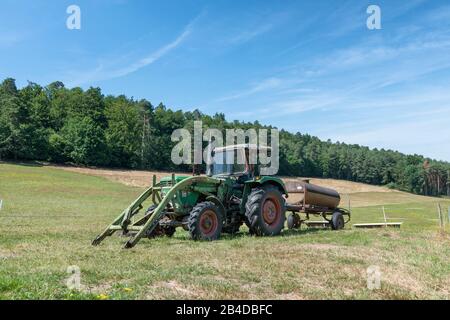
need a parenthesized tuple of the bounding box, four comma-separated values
(92, 144, 350, 248)
(92, 144, 288, 248)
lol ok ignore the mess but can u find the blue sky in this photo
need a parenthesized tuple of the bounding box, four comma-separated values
(1, 0, 450, 161)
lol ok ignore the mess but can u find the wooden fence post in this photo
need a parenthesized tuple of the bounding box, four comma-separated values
(448, 206, 450, 225)
(447, 170, 450, 196)
(437, 203, 443, 230)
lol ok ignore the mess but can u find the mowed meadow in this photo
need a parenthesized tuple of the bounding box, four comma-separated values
(0, 162, 449, 300)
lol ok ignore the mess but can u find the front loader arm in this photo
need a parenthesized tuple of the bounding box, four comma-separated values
(92, 175, 221, 249)
(91, 185, 154, 246)
(124, 176, 221, 249)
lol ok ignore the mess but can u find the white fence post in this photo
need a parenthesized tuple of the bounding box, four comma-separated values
(437, 203, 443, 230)
(382, 206, 387, 224)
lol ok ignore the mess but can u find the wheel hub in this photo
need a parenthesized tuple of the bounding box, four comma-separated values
(199, 210, 218, 236)
(262, 199, 280, 225)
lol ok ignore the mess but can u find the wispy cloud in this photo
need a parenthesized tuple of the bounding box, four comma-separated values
(106, 26, 192, 79)
(66, 17, 197, 86)
(227, 23, 273, 45)
(272, 86, 450, 161)
(206, 5, 450, 161)
(226, 26, 450, 115)
(216, 77, 282, 102)
(214, 9, 293, 49)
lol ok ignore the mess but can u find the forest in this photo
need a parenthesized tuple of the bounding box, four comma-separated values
(0, 78, 449, 197)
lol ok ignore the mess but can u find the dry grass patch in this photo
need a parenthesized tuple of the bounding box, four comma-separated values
(49, 165, 184, 188)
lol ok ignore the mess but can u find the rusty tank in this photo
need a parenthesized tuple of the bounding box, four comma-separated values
(285, 180, 341, 209)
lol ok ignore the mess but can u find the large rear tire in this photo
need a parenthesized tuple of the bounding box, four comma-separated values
(188, 202, 223, 240)
(245, 186, 286, 236)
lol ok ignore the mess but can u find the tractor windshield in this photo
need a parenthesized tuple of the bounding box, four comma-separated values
(211, 149, 246, 176)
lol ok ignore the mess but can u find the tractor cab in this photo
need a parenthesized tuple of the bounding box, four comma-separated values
(207, 144, 271, 179)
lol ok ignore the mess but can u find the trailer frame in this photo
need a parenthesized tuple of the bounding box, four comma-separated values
(285, 202, 351, 230)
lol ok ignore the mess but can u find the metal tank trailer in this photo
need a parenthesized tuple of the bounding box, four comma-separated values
(284, 180, 350, 230)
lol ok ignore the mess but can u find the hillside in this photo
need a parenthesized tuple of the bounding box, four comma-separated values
(52, 164, 435, 208)
(1, 162, 449, 299)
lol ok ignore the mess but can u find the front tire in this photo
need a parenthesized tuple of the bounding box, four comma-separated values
(188, 202, 223, 240)
(245, 186, 286, 236)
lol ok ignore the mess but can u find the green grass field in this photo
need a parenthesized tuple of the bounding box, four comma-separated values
(1, 163, 449, 300)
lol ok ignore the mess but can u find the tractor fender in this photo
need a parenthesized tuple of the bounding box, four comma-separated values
(206, 195, 227, 220)
(246, 176, 287, 195)
(240, 177, 287, 215)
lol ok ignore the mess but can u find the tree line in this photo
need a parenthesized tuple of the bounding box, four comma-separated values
(1, 78, 449, 197)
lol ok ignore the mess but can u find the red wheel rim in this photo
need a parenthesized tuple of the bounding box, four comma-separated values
(262, 197, 281, 226)
(199, 210, 218, 236)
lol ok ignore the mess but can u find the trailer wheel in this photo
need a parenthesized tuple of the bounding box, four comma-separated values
(287, 213, 301, 230)
(188, 202, 223, 241)
(331, 211, 345, 230)
(245, 186, 286, 236)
